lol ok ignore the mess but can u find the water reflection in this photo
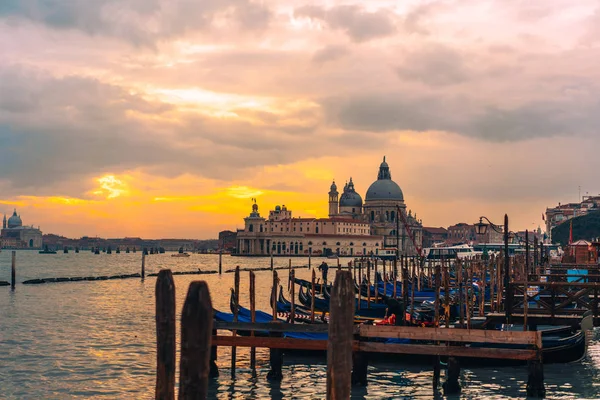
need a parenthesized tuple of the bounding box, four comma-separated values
(0, 252, 598, 398)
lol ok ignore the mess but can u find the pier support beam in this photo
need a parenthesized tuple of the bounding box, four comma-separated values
(179, 281, 213, 399)
(155, 270, 175, 400)
(327, 271, 354, 399)
(526, 359, 545, 398)
(351, 351, 368, 387)
(266, 322, 284, 381)
(209, 328, 219, 378)
(442, 357, 461, 396)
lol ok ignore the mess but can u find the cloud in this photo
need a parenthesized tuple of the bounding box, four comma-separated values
(396, 44, 470, 86)
(294, 4, 396, 42)
(321, 91, 600, 142)
(312, 45, 350, 64)
(0, 0, 272, 45)
(0, 65, 398, 196)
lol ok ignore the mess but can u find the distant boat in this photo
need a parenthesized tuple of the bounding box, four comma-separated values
(374, 248, 397, 261)
(172, 247, 190, 257)
(39, 245, 57, 254)
(171, 253, 190, 257)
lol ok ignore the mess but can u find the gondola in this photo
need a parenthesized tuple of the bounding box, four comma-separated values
(300, 285, 390, 319)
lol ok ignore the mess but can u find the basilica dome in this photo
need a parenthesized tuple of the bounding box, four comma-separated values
(339, 178, 363, 207)
(365, 157, 404, 202)
(7, 209, 22, 228)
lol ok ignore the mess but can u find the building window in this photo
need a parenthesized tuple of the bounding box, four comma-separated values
(391, 211, 395, 222)
(249, 224, 253, 232)
(260, 225, 263, 232)
(370, 211, 375, 221)
(316, 226, 319, 234)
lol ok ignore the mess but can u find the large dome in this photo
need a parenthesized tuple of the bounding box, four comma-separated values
(7, 209, 22, 228)
(365, 157, 404, 202)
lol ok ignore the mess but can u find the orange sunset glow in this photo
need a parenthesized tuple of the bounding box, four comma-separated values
(1, 1, 600, 238)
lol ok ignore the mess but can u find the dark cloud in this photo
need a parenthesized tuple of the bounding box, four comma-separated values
(294, 5, 396, 42)
(0, 0, 271, 45)
(396, 44, 470, 86)
(321, 91, 600, 142)
(0, 65, 394, 196)
(312, 45, 350, 64)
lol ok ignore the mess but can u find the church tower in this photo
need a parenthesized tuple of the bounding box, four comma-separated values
(2, 214, 6, 229)
(328, 180, 339, 217)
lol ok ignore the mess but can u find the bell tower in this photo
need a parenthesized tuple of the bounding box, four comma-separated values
(328, 180, 339, 217)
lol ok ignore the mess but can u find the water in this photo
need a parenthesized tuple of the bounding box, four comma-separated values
(0, 251, 599, 399)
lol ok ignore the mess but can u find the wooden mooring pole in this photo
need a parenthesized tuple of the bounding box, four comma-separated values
(231, 266, 240, 378)
(311, 269, 316, 323)
(327, 271, 354, 399)
(155, 270, 175, 400)
(11, 251, 16, 290)
(141, 252, 146, 280)
(249, 271, 256, 370)
(179, 281, 213, 399)
(218, 251, 222, 275)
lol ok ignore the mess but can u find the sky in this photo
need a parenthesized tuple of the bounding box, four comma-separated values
(1, 0, 600, 239)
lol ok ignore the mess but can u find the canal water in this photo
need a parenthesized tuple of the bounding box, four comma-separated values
(0, 251, 599, 399)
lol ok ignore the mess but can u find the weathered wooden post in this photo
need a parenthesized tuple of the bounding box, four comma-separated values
(308, 251, 311, 269)
(179, 281, 213, 399)
(141, 252, 146, 280)
(526, 327, 545, 398)
(271, 270, 278, 321)
(11, 251, 16, 290)
(290, 269, 295, 324)
(289, 258, 292, 270)
(155, 270, 175, 400)
(271, 252, 274, 270)
(266, 321, 284, 381)
(393, 258, 398, 298)
(249, 271, 256, 370)
(443, 357, 461, 395)
(231, 266, 240, 378)
(311, 269, 316, 322)
(218, 251, 222, 275)
(327, 271, 354, 399)
(374, 258, 379, 303)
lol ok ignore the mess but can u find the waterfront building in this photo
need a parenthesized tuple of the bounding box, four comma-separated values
(545, 195, 600, 241)
(218, 230, 237, 251)
(235, 157, 423, 256)
(1, 209, 43, 249)
(422, 227, 448, 248)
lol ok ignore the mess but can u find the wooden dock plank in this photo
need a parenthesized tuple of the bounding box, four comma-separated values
(212, 335, 328, 351)
(359, 325, 542, 347)
(357, 342, 538, 360)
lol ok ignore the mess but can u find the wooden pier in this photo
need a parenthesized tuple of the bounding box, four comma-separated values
(154, 269, 548, 399)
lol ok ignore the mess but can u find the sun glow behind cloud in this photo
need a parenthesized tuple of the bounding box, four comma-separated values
(92, 175, 130, 199)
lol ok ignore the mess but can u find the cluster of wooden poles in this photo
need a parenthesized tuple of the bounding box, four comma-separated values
(155, 265, 547, 399)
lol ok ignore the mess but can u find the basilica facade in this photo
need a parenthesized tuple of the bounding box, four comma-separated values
(1, 210, 43, 249)
(235, 158, 423, 257)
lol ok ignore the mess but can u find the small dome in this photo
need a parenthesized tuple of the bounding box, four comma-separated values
(339, 177, 363, 207)
(330, 180, 337, 192)
(7, 209, 22, 229)
(339, 191, 363, 207)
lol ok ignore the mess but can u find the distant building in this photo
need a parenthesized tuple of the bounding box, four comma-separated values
(447, 223, 476, 245)
(546, 195, 600, 241)
(1, 209, 43, 249)
(234, 158, 423, 256)
(446, 222, 503, 245)
(218, 230, 237, 251)
(422, 227, 448, 248)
